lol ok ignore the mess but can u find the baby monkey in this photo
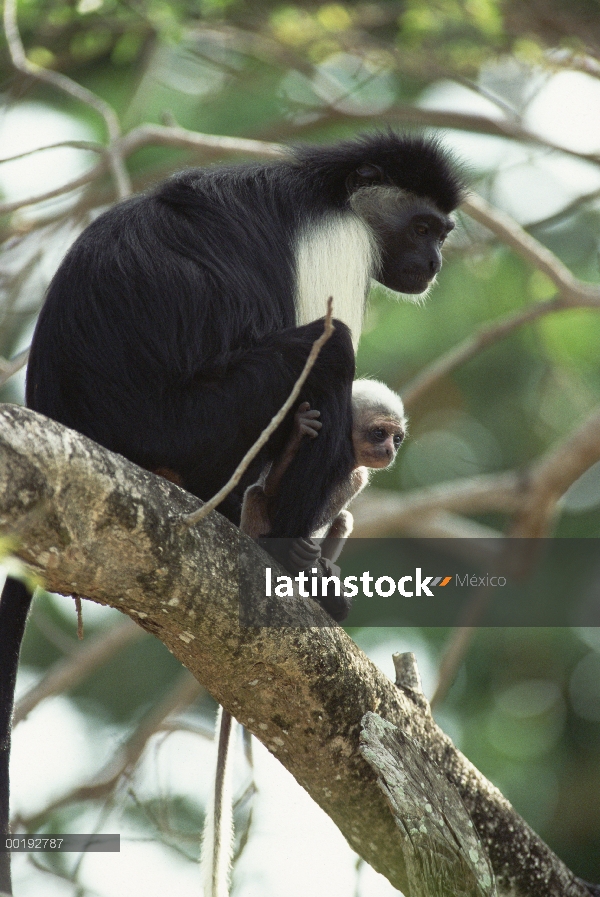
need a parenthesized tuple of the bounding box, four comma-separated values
(241, 379, 407, 569)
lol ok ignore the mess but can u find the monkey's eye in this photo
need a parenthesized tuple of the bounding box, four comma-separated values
(347, 164, 383, 191)
(414, 222, 429, 236)
(372, 428, 387, 442)
(356, 164, 382, 181)
(393, 433, 404, 448)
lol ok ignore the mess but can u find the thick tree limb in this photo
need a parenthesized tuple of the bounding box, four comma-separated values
(360, 712, 496, 897)
(0, 404, 594, 897)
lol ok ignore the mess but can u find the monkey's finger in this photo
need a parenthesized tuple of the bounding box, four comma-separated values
(297, 402, 311, 412)
(288, 553, 308, 571)
(302, 409, 321, 419)
(291, 538, 321, 561)
(290, 547, 319, 565)
(301, 421, 323, 437)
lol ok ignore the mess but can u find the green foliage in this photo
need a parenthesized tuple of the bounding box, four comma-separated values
(6, 0, 597, 86)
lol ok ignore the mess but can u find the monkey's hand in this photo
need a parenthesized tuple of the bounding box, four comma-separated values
(288, 537, 321, 572)
(269, 540, 351, 622)
(294, 402, 322, 440)
(264, 404, 322, 497)
(289, 544, 351, 622)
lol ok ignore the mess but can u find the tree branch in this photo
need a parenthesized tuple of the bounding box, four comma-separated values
(0, 126, 286, 216)
(352, 473, 522, 537)
(15, 672, 202, 827)
(509, 404, 600, 537)
(3, 0, 130, 198)
(402, 196, 600, 408)
(13, 617, 144, 726)
(462, 195, 600, 301)
(0, 404, 593, 897)
(0, 160, 108, 215)
(117, 124, 285, 162)
(0, 141, 104, 165)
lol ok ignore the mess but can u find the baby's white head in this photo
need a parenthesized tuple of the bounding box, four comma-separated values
(351, 379, 407, 469)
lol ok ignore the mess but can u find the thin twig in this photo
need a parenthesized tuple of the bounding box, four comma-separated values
(384, 108, 600, 167)
(180, 297, 335, 528)
(117, 123, 285, 161)
(278, 101, 600, 167)
(74, 596, 84, 640)
(0, 151, 108, 216)
(0, 126, 285, 215)
(0, 141, 105, 164)
(462, 194, 600, 300)
(529, 185, 600, 231)
(3, 0, 130, 198)
(14, 672, 203, 826)
(546, 49, 600, 81)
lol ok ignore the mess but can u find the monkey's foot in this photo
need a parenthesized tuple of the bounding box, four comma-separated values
(288, 537, 321, 572)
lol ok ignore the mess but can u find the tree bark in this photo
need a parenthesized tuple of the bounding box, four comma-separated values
(0, 404, 592, 897)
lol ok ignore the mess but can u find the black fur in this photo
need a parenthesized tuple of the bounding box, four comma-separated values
(25, 167, 359, 534)
(1, 133, 465, 888)
(0, 579, 32, 895)
(292, 131, 466, 213)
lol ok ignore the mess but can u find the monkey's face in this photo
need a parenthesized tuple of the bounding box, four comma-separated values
(378, 204, 454, 294)
(354, 418, 405, 469)
(350, 187, 455, 295)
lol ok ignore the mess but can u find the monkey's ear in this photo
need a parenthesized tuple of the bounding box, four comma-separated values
(346, 164, 384, 192)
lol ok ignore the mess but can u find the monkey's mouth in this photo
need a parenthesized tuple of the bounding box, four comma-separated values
(399, 270, 431, 293)
(363, 449, 394, 468)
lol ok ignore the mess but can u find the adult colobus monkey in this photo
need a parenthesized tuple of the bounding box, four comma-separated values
(0, 131, 464, 894)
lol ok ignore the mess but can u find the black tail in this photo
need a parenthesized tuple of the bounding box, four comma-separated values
(0, 577, 33, 895)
